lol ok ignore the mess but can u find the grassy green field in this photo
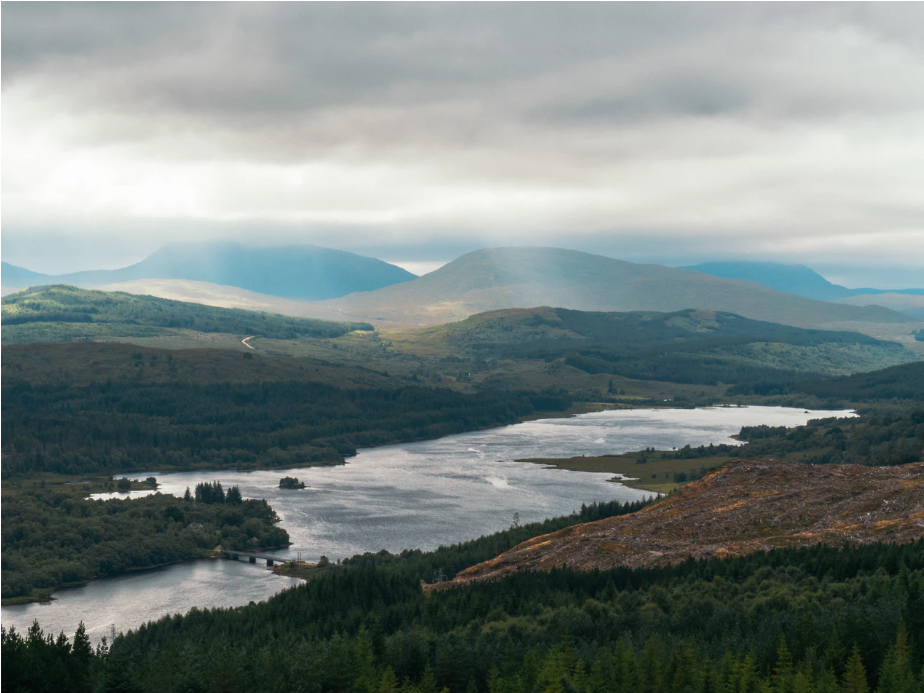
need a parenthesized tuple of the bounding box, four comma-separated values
(518, 450, 735, 493)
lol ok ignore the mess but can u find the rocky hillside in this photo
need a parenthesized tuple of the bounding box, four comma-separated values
(447, 459, 924, 587)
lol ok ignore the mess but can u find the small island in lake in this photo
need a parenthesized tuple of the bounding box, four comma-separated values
(279, 476, 306, 489)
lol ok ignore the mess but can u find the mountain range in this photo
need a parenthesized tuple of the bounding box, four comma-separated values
(314, 247, 914, 330)
(1, 242, 416, 300)
(681, 261, 924, 321)
(4, 245, 921, 331)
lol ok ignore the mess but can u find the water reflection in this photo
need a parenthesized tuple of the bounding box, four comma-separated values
(1, 406, 853, 643)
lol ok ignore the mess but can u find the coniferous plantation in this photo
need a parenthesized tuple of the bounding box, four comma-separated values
(1, 379, 569, 477)
(4, 525, 923, 693)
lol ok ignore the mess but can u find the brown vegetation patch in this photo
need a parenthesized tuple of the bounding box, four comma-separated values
(445, 459, 924, 588)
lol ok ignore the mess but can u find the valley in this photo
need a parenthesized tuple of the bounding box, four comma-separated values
(0, 405, 849, 638)
(3, 261, 922, 693)
(7, 5, 924, 691)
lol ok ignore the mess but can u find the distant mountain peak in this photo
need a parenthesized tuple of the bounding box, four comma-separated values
(1, 243, 416, 301)
(681, 260, 924, 302)
(318, 246, 913, 329)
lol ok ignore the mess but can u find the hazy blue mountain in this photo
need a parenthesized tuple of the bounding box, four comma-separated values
(320, 247, 914, 329)
(2, 262, 50, 289)
(1, 243, 416, 300)
(681, 261, 924, 301)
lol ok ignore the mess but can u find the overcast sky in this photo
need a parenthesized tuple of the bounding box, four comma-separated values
(3, 3, 923, 286)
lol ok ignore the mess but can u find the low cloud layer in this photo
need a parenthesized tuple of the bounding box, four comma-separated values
(2, 4, 923, 285)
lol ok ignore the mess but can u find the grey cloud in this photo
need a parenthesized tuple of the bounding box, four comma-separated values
(2, 3, 923, 275)
(7, 3, 923, 128)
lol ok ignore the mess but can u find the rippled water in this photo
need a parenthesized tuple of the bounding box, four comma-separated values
(2, 406, 853, 642)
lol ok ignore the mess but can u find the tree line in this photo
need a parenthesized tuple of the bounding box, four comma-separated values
(727, 361, 924, 401)
(1, 486, 286, 600)
(1, 380, 571, 478)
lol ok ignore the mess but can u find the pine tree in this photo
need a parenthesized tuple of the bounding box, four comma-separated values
(735, 653, 758, 693)
(816, 667, 839, 693)
(842, 645, 869, 693)
(70, 622, 93, 693)
(572, 660, 590, 693)
(378, 667, 399, 693)
(698, 656, 719, 693)
(792, 664, 816, 693)
(876, 624, 917, 693)
(419, 664, 439, 693)
(773, 636, 794, 693)
(351, 629, 377, 693)
(640, 638, 664, 693)
(672, 642, 698, 693)
(537, 649, 567, 693)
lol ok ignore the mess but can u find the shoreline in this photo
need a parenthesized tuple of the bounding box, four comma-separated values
(516, 449, 738, 494)
(94, 402, 670, 479)
(2, 545, 293, 607)
(3, 404, 845, 606)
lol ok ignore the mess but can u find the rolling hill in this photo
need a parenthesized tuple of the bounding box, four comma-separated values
(0, 285, 373, 345)
(95, 279, 329, 317)
(318, 247, 916, 331)
(792, 359, 924, 402)
(399, 306, 917, 383)
(834, 292, 924, 320)
(1, 242, 416, 300)
(682, 261, 924, 302)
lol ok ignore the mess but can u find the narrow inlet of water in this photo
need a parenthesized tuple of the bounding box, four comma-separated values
(2, 406, 854, 642)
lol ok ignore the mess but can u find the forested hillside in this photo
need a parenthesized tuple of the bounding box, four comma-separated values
(405, 306, 917, 387)
(1, 368, 570, 477)
(793, 361, 924, 402)
(1, 285, 372, 344)
(7, 526, 923, 693)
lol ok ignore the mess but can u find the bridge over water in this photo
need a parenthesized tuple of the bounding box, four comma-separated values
(222, 550, 287, 567)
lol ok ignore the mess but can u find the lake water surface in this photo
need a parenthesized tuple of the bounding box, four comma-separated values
(2, 406, 853, 642)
